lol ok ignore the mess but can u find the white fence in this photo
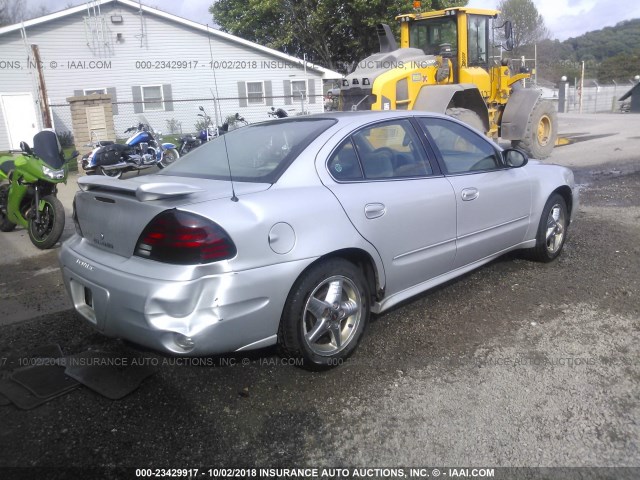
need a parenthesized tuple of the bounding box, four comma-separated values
(560, 84, 632, 114)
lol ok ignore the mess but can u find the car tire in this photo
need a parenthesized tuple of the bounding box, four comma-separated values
(278, 259, 370, 370)
(446, 107, 485, 134)
(511, 100, 557, 159)
(527, 193, 568, 263)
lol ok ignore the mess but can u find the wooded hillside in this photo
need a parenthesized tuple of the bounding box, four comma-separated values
(529, 19, 640, 83)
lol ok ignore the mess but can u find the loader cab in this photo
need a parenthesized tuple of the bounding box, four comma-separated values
(407, 15, 458, 57)
(400, 8, 496, 89)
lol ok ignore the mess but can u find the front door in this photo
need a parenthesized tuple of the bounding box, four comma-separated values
(418, 116, 532, 268)
(322, 119, 457, 295)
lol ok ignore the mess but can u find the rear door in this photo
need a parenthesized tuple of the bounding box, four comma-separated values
(321, 118, 457, 295)
(418, 116, 532, 268)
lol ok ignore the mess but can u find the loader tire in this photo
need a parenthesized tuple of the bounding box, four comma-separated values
(446, 108, 485, 134)
(511, 100, 557, 159)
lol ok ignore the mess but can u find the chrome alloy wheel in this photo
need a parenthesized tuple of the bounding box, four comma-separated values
(545, 203, 566, 254)
(302, 275, 362, 357)
(160, 148, 179, 168)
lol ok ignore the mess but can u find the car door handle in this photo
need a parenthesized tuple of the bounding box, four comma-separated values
(364, 203, 386, 219)
(461, 188, 479, 201)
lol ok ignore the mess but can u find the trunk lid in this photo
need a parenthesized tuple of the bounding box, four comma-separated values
(75, 174, 269, 258)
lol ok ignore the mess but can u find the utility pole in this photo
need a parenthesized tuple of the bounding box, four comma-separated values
(303, 53, 309, 115)
(534, 43, 537, 86)
(579, 61, 585, 114)
(31, 44, 52, 128)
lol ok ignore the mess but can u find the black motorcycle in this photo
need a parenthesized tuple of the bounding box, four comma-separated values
(268, 107, 290, 119)
(178, 109, 248, 155)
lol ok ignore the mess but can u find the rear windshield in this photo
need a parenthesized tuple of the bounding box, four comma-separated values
(160, 118, 336, 183)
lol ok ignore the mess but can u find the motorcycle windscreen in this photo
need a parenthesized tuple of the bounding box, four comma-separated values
(33, 131, 64, 168)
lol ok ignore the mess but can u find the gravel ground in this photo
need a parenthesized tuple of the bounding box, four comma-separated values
(0, 116, 639, 473)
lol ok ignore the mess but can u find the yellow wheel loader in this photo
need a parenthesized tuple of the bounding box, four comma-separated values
(339, 7, 557, 159)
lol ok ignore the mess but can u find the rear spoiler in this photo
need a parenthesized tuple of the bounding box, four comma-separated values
(77, 176, 204, 202)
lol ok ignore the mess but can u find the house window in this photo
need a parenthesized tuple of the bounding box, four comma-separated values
(83, 88, 107, 95)
(291, 80, 307, 100)
(246, 81, 265, 105)
(142, 85, 164, 111)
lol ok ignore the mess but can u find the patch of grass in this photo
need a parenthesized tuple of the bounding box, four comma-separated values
(162, 135, 181, 145)
(63, 146, 79, 172)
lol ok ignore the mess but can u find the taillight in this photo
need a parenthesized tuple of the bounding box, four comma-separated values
(134, 210, 236, 264)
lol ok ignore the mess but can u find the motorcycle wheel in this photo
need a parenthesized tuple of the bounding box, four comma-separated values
(159, 148, 179, 168)
(99, 166, 122, 179)
(28, 195, 65, 249)
(0, 184, 16, 232)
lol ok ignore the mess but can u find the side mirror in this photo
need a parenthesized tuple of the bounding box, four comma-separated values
(504, 21, 513, 40)
(20, 141, 33, 155)
(66, 150, 80, 162)
(199, 106, 204, 111)
(504, 21, 514, 51)
(504, 148, 528, 168)
(505, 38, 514, 51)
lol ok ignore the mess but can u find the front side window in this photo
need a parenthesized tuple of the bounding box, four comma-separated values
(328, 119, 432, 181)
(409, 17, 457, 56)
(246, 81, 265, 105)
(142, 85, 164, 111)
(161, 119, 336, 183)
(419, 117, 501, 174)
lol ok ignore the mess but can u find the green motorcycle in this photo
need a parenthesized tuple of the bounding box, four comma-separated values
(0, 130, 78, 249)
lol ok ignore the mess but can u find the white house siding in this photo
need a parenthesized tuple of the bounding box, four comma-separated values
(0, 1, 333, 149)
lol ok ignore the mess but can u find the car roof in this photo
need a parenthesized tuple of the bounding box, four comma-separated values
(300, 111, 450, 122)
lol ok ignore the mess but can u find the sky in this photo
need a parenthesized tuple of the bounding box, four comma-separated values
(21, 0, 640, 41)
(467, 0, 640, 40)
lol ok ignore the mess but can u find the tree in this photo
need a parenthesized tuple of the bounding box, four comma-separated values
(210, 0, 467, 73)
(0, 0, 24, 26)
(0, 0, 49, 27)
(497, 0, 549, 56)
(598, 49, 640, 83)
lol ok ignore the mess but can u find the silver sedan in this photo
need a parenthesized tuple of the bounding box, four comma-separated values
(59, 111, 577, 369)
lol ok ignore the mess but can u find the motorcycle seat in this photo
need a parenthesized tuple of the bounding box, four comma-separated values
(0, 160, 15, 176)
(98, 141, 114, 146)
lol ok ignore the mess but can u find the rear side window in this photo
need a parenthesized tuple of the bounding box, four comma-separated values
(328, 139, 364, 180)
(328, 119, 433, 181)
(419, 117, 501, 174)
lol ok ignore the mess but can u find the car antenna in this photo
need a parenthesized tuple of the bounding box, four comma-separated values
(207, 24, 238, 202)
